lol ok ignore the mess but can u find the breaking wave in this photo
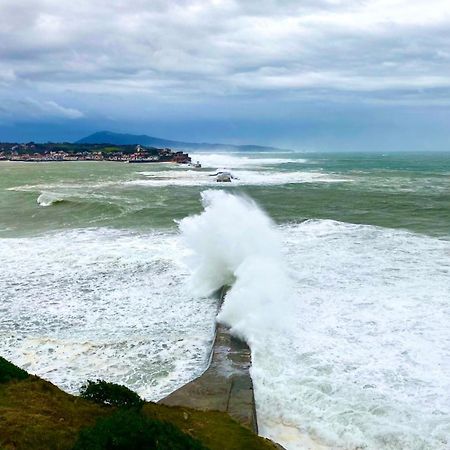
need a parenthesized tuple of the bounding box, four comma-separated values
(37, 192, 67, 207)
(129, 170, 348, 187)
(179, 190, 294, 341)
(179, 191, 450, 450)
(189, 153, 302, 169)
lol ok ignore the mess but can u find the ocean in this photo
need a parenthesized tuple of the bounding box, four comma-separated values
(1, 151, 449, 449)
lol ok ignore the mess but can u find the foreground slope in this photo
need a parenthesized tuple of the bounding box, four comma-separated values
(0, 357, 279, 450)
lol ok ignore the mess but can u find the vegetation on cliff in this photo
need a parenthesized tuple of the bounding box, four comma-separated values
(79, 380, 144, 409)
(0, 357, 29, 384)
(0, 357, 279, 450)
(73, 409, 207, 450)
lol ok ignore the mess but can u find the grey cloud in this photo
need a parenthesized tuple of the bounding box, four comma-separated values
(1, 0, 450, 124)
(39, 100, 84, 119)
(3, 97, 84, 120)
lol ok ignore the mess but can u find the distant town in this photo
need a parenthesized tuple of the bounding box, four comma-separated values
(0, 142, 192, 164)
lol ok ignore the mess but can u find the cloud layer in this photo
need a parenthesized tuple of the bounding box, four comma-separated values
(1, 0, 450, 146)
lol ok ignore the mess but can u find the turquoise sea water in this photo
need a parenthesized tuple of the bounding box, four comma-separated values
(1, 151, 449, 450)
(1, 151, 449, 238)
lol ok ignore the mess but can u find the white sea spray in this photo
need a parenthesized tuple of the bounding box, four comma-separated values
(37, 191, 67, 206)
(180, 190, 450, 450)
(188, 152, 301, 169)
(179, 190, 296, 342)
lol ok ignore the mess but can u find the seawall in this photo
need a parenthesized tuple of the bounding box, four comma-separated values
(159, 288, 258, 433)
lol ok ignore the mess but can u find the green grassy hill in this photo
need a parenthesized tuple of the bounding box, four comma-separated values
(0, 357, 279, 450)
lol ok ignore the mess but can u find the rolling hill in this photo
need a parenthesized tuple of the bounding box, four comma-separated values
(76, 131, 289, 152)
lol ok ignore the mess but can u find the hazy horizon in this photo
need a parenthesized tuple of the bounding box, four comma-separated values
(3, 127, 450, 154)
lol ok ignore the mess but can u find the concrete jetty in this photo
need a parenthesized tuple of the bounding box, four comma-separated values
(159, 289, 258, 433)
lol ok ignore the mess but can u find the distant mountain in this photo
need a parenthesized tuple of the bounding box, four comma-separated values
(76, 131, 289, 152)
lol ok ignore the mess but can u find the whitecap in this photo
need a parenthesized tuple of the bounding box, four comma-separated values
(180, 192, 450, 450)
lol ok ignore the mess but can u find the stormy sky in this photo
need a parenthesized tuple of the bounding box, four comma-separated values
(1, 0, 450, 150)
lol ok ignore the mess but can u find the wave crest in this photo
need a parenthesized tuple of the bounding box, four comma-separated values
(37, 192, 67, 207)
(179, 190, 294, 341)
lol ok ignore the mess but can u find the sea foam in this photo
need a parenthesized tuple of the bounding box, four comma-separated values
(180, 191, 450, 450)
(1, 189, 449, 450)
(0, 228, 217, 400)
(188, 152, 301, 169)
(128, 169, 347, 187)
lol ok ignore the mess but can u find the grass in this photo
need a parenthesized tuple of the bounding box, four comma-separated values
(0, 377, 107, 450)
(142, 402, 279, 450)
(73, 409, 207, 450)
(0, 359, 280, 450)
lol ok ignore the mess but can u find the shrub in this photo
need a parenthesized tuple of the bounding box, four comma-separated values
(80, 380, 144, 409)
(73, 409, 208, 450)
(0, 356, 29, 384)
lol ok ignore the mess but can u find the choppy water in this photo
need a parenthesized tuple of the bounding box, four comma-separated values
(1, 151, 449, 450)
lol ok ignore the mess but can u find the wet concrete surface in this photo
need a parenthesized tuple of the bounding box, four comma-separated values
(159, 291, 258, 433)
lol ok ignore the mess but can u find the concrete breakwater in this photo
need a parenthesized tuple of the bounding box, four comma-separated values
(159, 289, 258, 433)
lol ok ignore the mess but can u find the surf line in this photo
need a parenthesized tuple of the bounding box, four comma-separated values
(159, 286, 258, 433)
